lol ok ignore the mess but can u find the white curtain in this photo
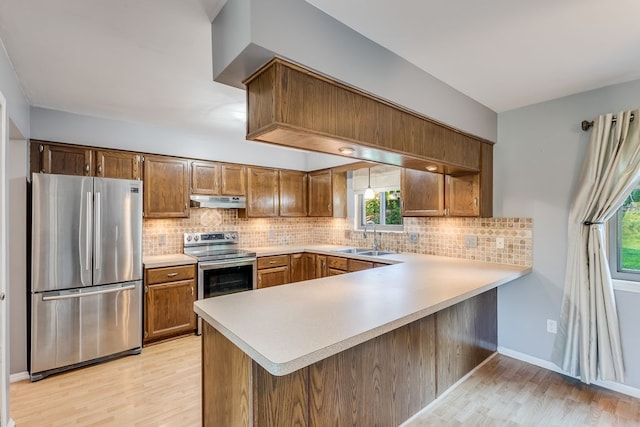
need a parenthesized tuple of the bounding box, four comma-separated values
(553, 109, 640, 383)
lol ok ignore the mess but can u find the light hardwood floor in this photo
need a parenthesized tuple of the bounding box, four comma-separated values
(10, 335, 201, 426)
(407, 354, 640, 427)
(10, 337, 640, 426)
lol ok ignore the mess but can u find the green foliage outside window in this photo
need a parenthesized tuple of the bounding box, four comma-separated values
(621, 188, 640, 270)
(362, 190, 402, 227)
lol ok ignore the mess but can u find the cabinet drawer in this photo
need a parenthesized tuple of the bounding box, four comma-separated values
(258, 255, 290, 269)
(327, 256, 348, 271)
(348, 259, 374, 272)
(145, 265, 195, 285)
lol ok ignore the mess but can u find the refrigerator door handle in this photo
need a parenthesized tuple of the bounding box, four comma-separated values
(86, 191, 92, 271)
(95, 191, 101, 270)
(41, 284, 136, 301)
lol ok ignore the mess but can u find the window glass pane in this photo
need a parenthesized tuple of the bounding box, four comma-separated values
(620, 188, 640, 271)
(365, 194, 380, 224)
(385, 191, 402, 225)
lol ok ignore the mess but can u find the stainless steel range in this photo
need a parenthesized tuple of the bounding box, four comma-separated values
(183, 231, 256, 334)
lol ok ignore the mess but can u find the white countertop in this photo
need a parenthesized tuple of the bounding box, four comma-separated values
(194, 247, 531, 376)
(143, 254, 197, 269)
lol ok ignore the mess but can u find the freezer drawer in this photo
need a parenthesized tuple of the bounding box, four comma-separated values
(30, 281, 142, 377)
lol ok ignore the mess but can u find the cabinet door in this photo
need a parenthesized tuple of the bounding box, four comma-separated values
(145, 279, 196, 343)
(446, 174, 480, 217)
(37, 142, 93, 176)
(316, 255, 328, 278)
(143, 155, 190, 218)
(95, 150, 141, 180)
(303, 253, 316, 280)
(191, 161, 220, 195)
(290, 253, 304, 283)
(279, 170, 308, 217)
(220, 163, 246, 196)
(257, 266, 290, 288)
(246, 167, 279, 217)
(332, 171, 347, 218)
(401, 168, 444, 217)
(308, 170, 332, 217)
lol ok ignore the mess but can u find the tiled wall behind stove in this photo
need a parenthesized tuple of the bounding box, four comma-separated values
(144, 209, 532, 267)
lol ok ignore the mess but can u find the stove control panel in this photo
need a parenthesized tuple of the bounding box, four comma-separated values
(184, 231, 239, 246)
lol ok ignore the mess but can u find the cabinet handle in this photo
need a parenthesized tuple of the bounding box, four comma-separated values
(167, 272, 179, 277)
(39, 144, 44, 153)
(85, 164, 90, 174)
(40, 169, 45, 173)
(269, 260, 276, 264)
(474, 197, 478, 206)
(184, 203, 188, 210)
(97, 164, 103, 175)
(191, 286, 194, 296)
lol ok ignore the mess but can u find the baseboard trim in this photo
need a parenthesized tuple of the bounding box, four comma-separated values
(497, 346, 640, 399)
(10, 371, 29, 383)
(399, 352, 499, 426)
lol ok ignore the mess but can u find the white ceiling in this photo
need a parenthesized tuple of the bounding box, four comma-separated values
(1, 0, 640, 149)
(308, 0, 640, 112)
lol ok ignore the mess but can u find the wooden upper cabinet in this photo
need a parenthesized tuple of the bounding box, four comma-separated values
(220, 163, 246, 196)
(34, 142, 93, 176)
(401, 169, 444, 217)
(447, 174, 480, 217)
(191, 160, 220, 195)
(143, 155, 190, 218)
(245, 167, 279, 217)
(332, 171, 347, 218)
(279, 170, 307, 217)
(95, 150, 141, 180)
(308, 170, 333, 217)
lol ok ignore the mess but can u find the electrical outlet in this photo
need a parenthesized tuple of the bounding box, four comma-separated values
(547, 319, 557, 334)
(496, 237, 505, 249)
(464, 235, 478, 248)
(158, 235, 166, 246)
(409, 232, 419, 243)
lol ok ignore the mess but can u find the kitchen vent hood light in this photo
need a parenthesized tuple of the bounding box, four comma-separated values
(338, 147, 354, 154)
(426, 165, 438, 172)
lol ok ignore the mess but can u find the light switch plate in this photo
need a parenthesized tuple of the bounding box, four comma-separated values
(496, 237, 505, 249)
(409, 232, 419, 243)
(464, 235, 478, 248)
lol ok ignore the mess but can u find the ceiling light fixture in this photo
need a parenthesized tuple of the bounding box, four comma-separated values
(426, 165, 438, 172)
(364, 168, 375, 200)
(338, 147, 354, 155)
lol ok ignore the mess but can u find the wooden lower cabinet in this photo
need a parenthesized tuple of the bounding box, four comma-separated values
(257, 255, 290, 288)
(290, 253, 304, 283)
(316, 255, 328, 278)
(201, 289, 497, 426)
(144, 264, 196, 344)
(302, 253, 316, 281)
(348, 259, 374, 272)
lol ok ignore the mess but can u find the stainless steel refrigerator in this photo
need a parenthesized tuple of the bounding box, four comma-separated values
(30, 173, 143, 381)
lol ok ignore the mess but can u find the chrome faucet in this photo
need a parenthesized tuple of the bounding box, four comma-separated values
(365, 220, 380, 251)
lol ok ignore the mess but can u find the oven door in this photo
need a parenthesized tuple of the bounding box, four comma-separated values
(196, 258, 256, 335)
(198, 258, 257, 300)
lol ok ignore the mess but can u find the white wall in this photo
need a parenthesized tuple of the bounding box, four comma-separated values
(30, 107, 351, 172)
(213, 0, 497, 142)
(0, 41, 28, 139)
(495, 78, 640, 388)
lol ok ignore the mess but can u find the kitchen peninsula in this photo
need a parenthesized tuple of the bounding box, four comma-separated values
(194, 249, 531, 426)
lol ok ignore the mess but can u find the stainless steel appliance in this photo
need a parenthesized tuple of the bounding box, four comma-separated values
(183, 231, 256, 334)
(30, 173, 143, 381)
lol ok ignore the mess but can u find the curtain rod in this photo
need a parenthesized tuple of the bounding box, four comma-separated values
(581, 113, 635, 131)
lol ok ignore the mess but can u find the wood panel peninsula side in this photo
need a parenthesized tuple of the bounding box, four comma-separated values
(195, 252, 531, 426)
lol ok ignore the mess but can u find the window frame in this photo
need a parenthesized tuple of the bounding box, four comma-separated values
(608, 202, 640, 281)
(355, 191, 404, 232)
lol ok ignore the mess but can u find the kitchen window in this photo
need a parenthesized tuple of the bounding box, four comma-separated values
(356, 190, 403, 231)
(608, 185, 640, 286)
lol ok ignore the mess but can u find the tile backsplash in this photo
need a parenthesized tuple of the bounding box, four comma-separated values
(144, 209, 532, 267)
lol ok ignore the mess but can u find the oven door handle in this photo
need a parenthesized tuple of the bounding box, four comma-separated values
(198, 258, 257, 271)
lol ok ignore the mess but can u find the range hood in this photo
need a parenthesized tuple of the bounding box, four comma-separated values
(190, 195, 246, 209)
